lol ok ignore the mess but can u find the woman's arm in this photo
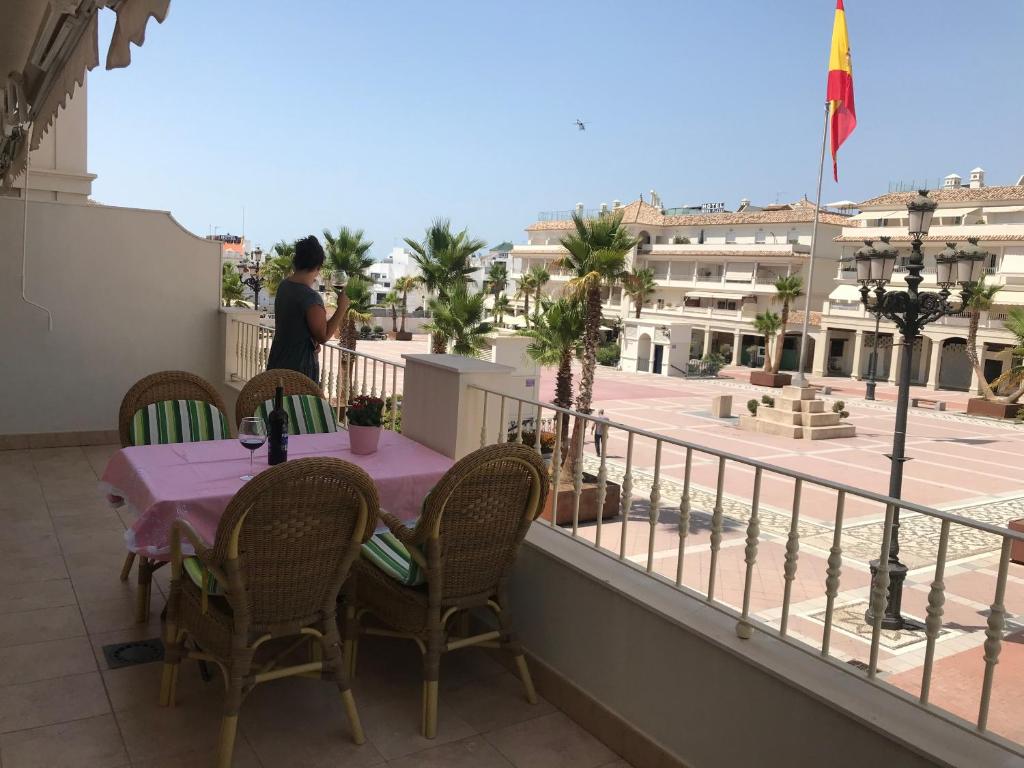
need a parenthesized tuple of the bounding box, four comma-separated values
(306, 291, 348, 345)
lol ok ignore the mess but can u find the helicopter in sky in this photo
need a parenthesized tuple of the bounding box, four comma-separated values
(574, 119, 588, 131)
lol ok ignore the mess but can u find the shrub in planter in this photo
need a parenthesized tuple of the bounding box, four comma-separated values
(831, 400, 850, 419)
(597, 343, 620, 367)
(761, 394, 775, 408)
(372, 324, 384, 334)
(747, 399, 759, 415)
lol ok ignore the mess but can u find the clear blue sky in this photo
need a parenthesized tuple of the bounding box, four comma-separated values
(88, 1, 1024, 259)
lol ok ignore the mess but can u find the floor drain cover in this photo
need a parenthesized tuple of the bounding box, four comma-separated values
(102, 638, 164, 669)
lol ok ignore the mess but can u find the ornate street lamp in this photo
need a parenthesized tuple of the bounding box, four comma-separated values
(857, 237, 899, 401)
(238, 246, 266, 310)
(859, 191, 989, 630)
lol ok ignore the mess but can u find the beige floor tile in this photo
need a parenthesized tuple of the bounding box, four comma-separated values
(0, 519, 61, 558)
(40, 477, 103, 504)
(52, 511, 125, 535)
(46, 495, 118, 519)
(445, 670, 555, 734)
(0, 713, 129, 768)
(485, 711, 616, 768)
(88, 620, 165, 668)
(0, 554, 69, 586)
(0, 671, 110, 733)
(0, 636, 97, 686)
(82, 445, 119, 477)
(240, 677, 386, 767)
(0, 605, 85, 649)
(440, 646, 510, 691)
(56, 528, 128, 557)
(80, 593, 154, 635)
(128, 738, 262, 768)
(360, 689, 477, 761)
(386, 736, 514, 768)
(102, 660, 210, 712)
(0, 579, 77, 615)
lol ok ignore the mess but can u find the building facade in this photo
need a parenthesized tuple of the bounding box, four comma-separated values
(820, 169, 1024, 391)
(510, 195, 847, 375)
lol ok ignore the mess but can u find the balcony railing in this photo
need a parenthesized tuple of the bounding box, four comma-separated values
(467, 384, 1024, 749)
(231, 319, 404, 429)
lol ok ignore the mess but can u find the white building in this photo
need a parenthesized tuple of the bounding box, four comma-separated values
(510, 194, 847, 374)
(367, 246, 428, 308)
(821, 168, 1024, 390)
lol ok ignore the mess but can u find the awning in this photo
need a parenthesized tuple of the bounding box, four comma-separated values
(849, 210, 905, 221)
(1, 0, 170, 188)
(686, 291, 747, 300)
(934, 207, 979, 219)
(982, 205, 1024, 214)
(724, 262, 755, 281)
(828, 284, 865, 302)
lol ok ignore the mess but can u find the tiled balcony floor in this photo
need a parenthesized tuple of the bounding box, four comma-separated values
(0, 446, 631, 768)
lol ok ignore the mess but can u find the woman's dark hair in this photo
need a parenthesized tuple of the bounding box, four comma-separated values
(293, 235, 326, 271)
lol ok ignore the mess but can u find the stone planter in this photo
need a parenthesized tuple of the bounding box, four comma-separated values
(390, 331, 413, 341)
(540, 473, 621, 526)
(1010, 519, 1024, 566)
(749, 371, 792, 388)
(965, 398, 1022, 420)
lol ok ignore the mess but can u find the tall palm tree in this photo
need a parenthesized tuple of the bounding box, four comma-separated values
(493, 293, 511, 325)
(381, 290, 402, 333)
(323, 227, 374, 287)
(393, 275, 421, 334)
(522, 297, 584, 412)
(770, 275, 804, 373)
(990, 307, 1024, 404)
(963, 278, 1002, 400)
(622, 267, 658, 319)
(753, 311, 782, 372)
(527, 265, 551, 325)
(424, 284, 491, 357)
(262, 241, 295, 297)
(515, 271, 537, 328)
(556, 211, 638, 473)
(339, 277, 373, 351)
(486, 262, 508, 297)
(405, 219, 485, 351)
(221, 263, 244, 306)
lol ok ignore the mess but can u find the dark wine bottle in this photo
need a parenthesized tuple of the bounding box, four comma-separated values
(268, 382, 289, 465)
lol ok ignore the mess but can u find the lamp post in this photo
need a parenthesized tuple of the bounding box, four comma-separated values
(238, 246, 266, 310)
(858, 191, 989, 629)
(859, 238, 898, 401)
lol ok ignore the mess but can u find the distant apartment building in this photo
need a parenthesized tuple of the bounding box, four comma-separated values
(367, 246, 428, 309)
(208, 233, 247, 264)
(821, 168, 1024, 391)
(510, 193, 847, 375)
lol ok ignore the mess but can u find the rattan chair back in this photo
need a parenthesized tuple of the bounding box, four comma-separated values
(419, 443, 547, 601)
(212, 457, 379, 631)
(118, 370, 228, 447)
(235, 369, 323, 427)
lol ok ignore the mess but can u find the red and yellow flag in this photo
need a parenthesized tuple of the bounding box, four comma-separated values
(826, 0, 856, 181)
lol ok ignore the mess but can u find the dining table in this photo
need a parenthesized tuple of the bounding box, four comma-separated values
(100, 430, 455, 559)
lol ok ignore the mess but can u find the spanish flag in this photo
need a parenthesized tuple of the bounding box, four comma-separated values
(827, 0, 856, 181)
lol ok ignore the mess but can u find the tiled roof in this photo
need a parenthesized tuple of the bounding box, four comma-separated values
(858, 185, 1024, 209)
(834, 233, 1024, 243)
(526, 199, 850, 231)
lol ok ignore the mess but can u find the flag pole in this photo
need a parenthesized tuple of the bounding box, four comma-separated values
(794, 100, 831, 387)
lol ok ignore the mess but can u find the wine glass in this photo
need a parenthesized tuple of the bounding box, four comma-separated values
(238, 417, 267, 481)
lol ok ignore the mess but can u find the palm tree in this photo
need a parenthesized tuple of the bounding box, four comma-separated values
(963, 278, 1003, 400)
(493, 293, 511, 325)
(262, 241, 295, 297)
(515, 271, 538, 328)
(770, 275, 804, 373)
(221, 263, 244, 306)
(522, 297, 584, 412)
(753, 311, 783, 372)
(557, 211, 638, 473)
(486, 262, 508, 297)
(405, 219, 485, 352)
(339, 277, 373, 351)
(622, 268, 657, 319)
(424, 284, 491, 357)
(990, 307, 1024, 404)
(527, 265, 551, 325)
(381, 290, 402, 333)
(393, 275, 421, 335)
(323, 227, 374, 287)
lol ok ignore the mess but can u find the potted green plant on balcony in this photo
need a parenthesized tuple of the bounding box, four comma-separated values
(979, 307, 1024, 419)
(749, 311, 790, 387)
(963, 280, 1021, 418)
(347, 395, 385, 454)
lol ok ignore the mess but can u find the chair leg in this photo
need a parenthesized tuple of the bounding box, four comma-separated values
(323, 619, 365, 745)
(119, 552, 136, 582)
(135, 557, 153, 623)
(496, 589, 538, 704)
(421, 613, 443, 739)
(218, 652, 250, 768)
(159, 627, 180, 707)
(217, 716, 238, 768)
(342, 601, 359, 680)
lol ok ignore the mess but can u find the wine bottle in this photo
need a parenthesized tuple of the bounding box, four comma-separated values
(268, 382, 289, 465)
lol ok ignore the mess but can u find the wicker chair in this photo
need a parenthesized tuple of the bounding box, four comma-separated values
(235, 368, 323, 427)
(117, 370, 229, 623)
(160, 457, 379, 768)
(351, 443, 548, 738)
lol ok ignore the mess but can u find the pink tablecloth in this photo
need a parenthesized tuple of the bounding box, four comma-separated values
(100, 431, 453, 559)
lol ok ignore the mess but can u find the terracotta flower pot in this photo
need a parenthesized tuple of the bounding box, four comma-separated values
(348, 424, 381, 455)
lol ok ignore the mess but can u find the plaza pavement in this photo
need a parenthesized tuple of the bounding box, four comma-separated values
(352, 337, 1024, 748)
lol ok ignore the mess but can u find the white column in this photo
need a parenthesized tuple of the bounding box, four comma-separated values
(850, 330, 864, 379)
(702, 326, 712, 356)
(732, 330, 742, 366)
(888, 339, 904, 384)
(926, 338, 943, 390)
(812, 329, 828, 376)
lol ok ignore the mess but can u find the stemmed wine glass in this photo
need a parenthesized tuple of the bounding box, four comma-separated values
(238, 417, 267, 481)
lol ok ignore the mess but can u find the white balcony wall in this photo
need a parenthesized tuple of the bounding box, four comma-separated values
(0, 198, 223, 437)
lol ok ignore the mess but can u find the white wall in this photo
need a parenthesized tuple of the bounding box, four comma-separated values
(0, 198, 223, 435)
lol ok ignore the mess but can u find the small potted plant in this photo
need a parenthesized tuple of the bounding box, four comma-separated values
(347, 394, 385, 454)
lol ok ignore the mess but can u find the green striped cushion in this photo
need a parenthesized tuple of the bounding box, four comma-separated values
(129, 400, 229, 446)
(362, 529, 425, 586)
(256, 394, 339, 435)
(183, 557, 224, 595)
